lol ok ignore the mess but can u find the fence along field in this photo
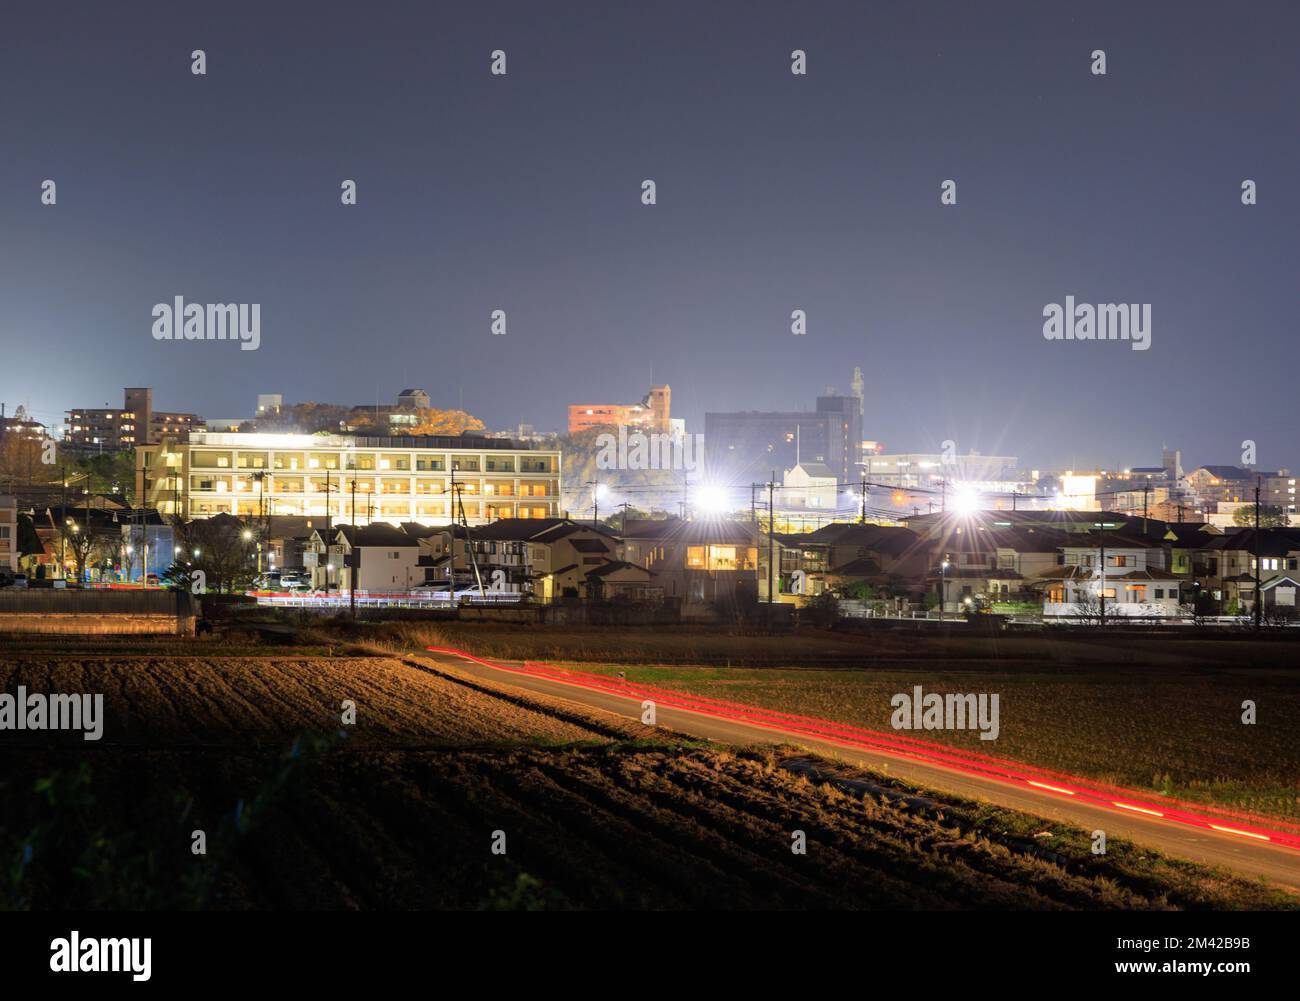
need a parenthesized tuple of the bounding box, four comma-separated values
(1, 638, 1295, 909)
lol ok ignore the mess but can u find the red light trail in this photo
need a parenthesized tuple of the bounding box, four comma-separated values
(426, 646, 1300, 852)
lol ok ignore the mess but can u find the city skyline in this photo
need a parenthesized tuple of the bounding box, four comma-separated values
(18, 378, 1293, 481)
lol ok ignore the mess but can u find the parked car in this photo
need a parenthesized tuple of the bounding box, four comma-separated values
(0, 573, 27, 589)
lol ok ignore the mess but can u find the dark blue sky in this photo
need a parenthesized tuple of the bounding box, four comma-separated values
(2, 1, 1296, 471)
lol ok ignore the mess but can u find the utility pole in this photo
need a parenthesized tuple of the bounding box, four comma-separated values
(1254, 477, 1262, 630)
(255, 470, 266, 569)
(60, 460, 67, 576)
(620, 501, 629, 535)
(939, 553, 948, 622)
(449, 467, 456, 596)
(1099, 535, 1106, 628)
(1011, 491, 1017, 512)
(586, 479, 599, 525)
(350, 476, 358, 618)
(1142, 483, 1150, 533)
(768, 472, 775, 604)
(324, 469, 332, 593)
(454, 476, 485, 598)
(859, 473, 867, 524)
(83, 478, 91, 582)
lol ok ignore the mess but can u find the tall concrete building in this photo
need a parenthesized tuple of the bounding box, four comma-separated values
(704, 395, 863, 489)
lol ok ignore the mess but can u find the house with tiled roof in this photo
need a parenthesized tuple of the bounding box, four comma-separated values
(413, 517, 635, 600)
(1192, 528, 1300, 615)
(1028, 532, 1185, 618)
(621, 517, 758, 608)
(769, 523, 930, 602)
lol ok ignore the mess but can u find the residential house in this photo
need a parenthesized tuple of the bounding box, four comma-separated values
(334, 524, 425, 593)
(1030, 533, 1185, 618)
(771, 523, 929, 603)
(622, 518, 758, 610)
(1193, 528, 1300, 615)
(413, 517, 654, 601)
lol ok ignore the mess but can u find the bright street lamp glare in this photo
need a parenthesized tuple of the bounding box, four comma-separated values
(695, 483, 729, 515)
(951, 488, 980, 515)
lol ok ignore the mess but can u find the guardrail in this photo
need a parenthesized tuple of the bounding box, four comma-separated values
(250, 589, 524, 610)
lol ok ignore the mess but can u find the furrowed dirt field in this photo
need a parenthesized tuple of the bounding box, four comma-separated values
(1, 637, 1295, 910)
(0, 650, 622, 748)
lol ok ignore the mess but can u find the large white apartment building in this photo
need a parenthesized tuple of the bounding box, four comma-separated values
(136, 432, 561, 526)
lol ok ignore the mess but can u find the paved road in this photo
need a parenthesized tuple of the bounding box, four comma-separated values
(416, 648, 1300, 893)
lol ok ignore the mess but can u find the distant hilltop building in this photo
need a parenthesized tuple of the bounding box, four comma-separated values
(397, 389, 430, 410)
(0, 405, 48, 441)
(66, 388, 201, 450)
(569, 385, 671, 435)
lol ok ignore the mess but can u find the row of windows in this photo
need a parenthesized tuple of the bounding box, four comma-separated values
(185, 477, 554, 496)
(187, 500, 555, 519)
(182, 451, 556, 474)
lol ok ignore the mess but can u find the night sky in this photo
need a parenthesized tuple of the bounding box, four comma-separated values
(2, 1, 1296, 471)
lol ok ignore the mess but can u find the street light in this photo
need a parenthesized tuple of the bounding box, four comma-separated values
(952, 487, 980, 515)
(940, 556, 951, 621)
(694, 483, 729, 516)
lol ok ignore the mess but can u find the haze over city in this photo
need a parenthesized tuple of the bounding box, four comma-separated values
(2, 1, 1297, 471)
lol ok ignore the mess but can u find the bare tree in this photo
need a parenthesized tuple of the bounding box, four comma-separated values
(59, 515, 106, 582)
(168, 514, 258, 593)
(1072, 586, 1104, 627)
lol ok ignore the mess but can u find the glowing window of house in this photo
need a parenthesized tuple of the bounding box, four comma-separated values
(711, 545, 737, 567)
